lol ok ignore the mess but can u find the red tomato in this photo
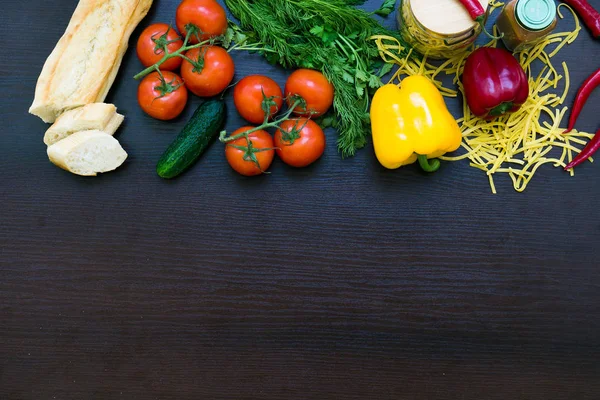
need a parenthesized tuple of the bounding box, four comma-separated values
(136, 23, 183, 71)
(181, 46, 235, 97)
(137, 71, 188, 121)
(176, 0, 228, 44)
(274, 119, 326, 167)
(284, 69, 334, 117)
(225, 127, 275, 176)
(234, 75, 284, 124)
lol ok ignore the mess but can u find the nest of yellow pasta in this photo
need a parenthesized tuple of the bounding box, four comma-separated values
(373, 3, 594, 193)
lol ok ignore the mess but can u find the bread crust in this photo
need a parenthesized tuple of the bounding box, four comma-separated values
(30, 0, 153, 123)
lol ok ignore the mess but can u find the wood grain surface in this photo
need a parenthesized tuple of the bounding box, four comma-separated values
(2, 0, 600, 399)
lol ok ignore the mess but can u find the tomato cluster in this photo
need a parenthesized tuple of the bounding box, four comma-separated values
(135, 0, 334, 176)
(136, 0, 232, 120)
(226, 70, 333, 176)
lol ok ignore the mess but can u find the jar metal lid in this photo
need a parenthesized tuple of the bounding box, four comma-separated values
(516, 0, 557, 31)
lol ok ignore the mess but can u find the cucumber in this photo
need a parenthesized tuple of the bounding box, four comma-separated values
(156, 100, 226, 179)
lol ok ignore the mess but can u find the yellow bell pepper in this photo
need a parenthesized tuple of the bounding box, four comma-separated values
(370, 76, 462, 172)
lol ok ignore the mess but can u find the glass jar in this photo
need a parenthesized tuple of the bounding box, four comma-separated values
(397, 0, 489, 60)
(496, 0, 558, 52)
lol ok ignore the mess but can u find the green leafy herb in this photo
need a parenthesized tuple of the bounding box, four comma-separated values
(374, 0, 397, 17)
(224, 0, 412, 157)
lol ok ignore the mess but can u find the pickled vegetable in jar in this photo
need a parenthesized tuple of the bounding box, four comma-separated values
(496, 0, 558, 52)
(398, 0, 489, 60)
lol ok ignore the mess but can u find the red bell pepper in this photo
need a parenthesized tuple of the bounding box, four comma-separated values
(462, 47, 530, 119)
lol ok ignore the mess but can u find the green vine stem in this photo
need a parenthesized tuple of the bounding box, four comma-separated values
(279, 119, 310, 145)
(153, 69, 184, 99)
(219, 99, 304, 143)
(134, 24, 216, 81)
(220, 98, 305, 173)
(134, 23, 282, 79)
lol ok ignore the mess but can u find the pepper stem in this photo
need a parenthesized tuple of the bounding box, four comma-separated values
(489, 102, 514, 117)
(417, 155, 441, 173)
(477, 17, 504, 41)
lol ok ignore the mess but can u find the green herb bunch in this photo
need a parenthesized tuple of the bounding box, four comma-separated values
(223, 0, 412, 157)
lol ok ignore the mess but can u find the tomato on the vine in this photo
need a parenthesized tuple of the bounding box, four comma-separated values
(274, 119, 326, 167)
(136, 23, 183, 71)
(181, 46, 235, 97)
(234, 75, 283, 124)
(225, 127, 275, 176)
(137, 71, 188, 121)
(284, 69, 334, 117)
(176, 0, 228, 44)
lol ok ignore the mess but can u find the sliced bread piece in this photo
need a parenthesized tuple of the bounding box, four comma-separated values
(47, 130, 128, 176)
(43, 103, 125, 146)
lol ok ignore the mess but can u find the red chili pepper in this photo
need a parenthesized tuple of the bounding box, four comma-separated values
(458, 0, 503, 40)
(564, 67, 600, 133)
(560, 0, 600, 38)
(462, 47, 530, 119)
(459, 0, 486, 19)
(564, 128, 600, 170)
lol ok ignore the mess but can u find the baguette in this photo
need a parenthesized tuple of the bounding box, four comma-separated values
(47, 130, 128, 176)
(43, 103, 124, 146)
(29, 0, 153, 123)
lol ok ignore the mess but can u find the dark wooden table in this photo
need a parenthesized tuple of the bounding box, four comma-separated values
(2, 0, 600, 398)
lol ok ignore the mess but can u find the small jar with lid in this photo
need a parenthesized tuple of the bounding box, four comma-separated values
(397, 0, 489, 60)
(496, 0, 558, 52)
